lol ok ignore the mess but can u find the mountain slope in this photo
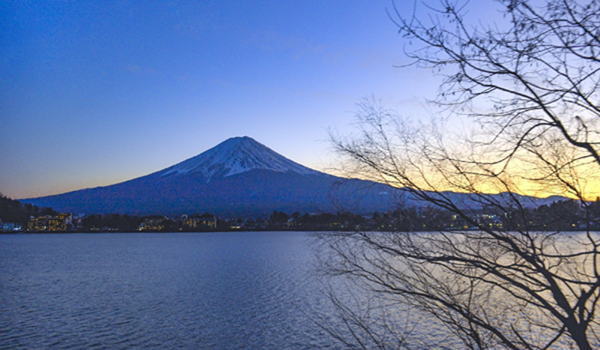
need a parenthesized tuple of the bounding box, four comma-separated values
(21, 136, 570, 217)
(22, 137, 397, 216)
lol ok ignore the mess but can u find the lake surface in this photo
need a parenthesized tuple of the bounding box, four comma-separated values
(0, 232, 340, 349)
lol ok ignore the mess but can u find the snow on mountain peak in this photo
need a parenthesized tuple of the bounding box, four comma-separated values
(159, 136, 320, 181)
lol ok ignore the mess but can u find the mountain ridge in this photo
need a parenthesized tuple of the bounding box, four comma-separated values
(21, 137, 396, 216)
(20, 136, 570, 217)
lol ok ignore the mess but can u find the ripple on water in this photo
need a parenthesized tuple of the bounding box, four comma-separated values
(0, 232, 342, 349)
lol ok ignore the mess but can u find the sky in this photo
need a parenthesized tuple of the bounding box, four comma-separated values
(1, 0, 499, 199)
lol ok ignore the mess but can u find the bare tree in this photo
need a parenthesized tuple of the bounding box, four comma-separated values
(319, 1, 600, 349)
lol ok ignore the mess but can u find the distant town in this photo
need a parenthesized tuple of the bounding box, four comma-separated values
(1, 194, 599, 233)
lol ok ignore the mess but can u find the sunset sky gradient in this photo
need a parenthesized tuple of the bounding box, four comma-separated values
(1, 0, 501, 199)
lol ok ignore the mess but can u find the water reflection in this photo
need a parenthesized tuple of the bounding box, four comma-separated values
(315, 230, 600, 349)
(4, 231, 596, 349)
(0, 232, 337, 349)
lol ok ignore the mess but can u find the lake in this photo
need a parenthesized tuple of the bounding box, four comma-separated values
(0, 231, 341, 349)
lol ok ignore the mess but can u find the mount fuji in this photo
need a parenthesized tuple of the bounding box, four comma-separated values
(22, 137, 398, 216)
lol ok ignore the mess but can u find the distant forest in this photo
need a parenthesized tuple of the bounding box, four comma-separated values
(0, 194, 57, 224)
(2, 194, 600, 232)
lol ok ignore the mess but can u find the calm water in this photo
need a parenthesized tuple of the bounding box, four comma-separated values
(0, 232, 339, 349)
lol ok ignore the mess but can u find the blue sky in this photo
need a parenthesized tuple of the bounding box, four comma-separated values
(1, 0, 491, 199)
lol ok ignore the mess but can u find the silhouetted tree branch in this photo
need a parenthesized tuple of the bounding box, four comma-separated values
(320, 1, 600, 349)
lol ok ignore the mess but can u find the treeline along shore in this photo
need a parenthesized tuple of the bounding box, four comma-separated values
(2, 194, 600, 233)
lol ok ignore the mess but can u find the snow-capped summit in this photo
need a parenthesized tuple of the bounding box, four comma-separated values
(159, 136, 320, 181)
